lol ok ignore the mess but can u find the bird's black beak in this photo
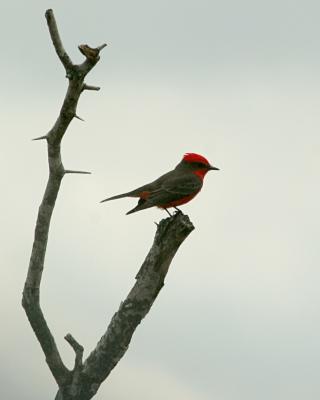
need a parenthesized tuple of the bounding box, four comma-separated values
(208, 165, 219, 171)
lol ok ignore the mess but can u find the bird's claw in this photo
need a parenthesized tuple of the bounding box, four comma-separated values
(173, 207, 183, 216)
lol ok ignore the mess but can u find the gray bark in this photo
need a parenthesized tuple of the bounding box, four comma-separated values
(22, 9, 194, 400)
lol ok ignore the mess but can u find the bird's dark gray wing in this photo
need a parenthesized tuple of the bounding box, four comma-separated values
(143, 174, 203, 207)
(126, 173, 203, 214)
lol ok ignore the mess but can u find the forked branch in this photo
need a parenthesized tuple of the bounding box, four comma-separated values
(22, 8, 106, 389)
(22, 9, 194, 400)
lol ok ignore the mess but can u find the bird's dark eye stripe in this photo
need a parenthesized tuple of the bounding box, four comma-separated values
(195, 162, 206, 168)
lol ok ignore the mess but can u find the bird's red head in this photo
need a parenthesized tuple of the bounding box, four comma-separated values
(183, 153, 210, 165)
(182, 153, 219, 179)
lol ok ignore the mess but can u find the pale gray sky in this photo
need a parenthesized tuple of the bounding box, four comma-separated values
(1, 1, 320, 399)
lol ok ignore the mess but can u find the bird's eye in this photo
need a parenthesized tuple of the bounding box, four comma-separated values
(196, 162, 206, 168)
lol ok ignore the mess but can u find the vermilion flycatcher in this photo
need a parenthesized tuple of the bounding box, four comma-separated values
(101, 153, 219, 215)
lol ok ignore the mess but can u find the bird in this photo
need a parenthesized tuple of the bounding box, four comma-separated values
(101, 153, 219, 215)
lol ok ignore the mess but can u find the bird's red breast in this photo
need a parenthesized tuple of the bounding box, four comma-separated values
(158, 191, 201, 209)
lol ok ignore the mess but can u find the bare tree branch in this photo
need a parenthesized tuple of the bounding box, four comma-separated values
(65, 334, 84, 398)
(22, 8, 105, 390)
(45, 9, 73, 71)
(64, 334, 84, 370)
(23, 9, 194, 400)
(80, 212, 194, 398)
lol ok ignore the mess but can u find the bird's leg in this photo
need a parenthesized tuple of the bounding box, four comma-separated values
(174, 206, 182, 214)
(164, 208, 172, 217)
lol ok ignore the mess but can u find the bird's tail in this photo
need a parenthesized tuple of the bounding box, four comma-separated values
(126, 198, 152, 215)
(126, 206, 140, 215)
(100, 192, 132, 203)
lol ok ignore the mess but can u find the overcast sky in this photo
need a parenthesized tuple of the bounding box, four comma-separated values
(1, 1, 320, 399)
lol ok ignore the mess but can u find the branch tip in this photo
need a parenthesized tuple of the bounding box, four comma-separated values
(74, 114, 85, 122)
(45, 9, 73, 70)
(45, 9, 53, 19)
(78, 43, 107, 61)
(64, 333, 84, 353)
(65, 334, 84, 369)
(97, 43, 107, 51)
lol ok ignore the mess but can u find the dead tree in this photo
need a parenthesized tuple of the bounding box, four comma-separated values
(22, 9, 194, 400)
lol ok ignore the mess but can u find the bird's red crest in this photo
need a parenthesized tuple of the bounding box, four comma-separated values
(183, 153, 210, 165)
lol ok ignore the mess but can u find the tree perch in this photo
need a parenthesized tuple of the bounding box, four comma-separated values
(22, 9, 194, 400)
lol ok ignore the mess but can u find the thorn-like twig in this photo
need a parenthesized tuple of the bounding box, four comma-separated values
(83, 84, 101, 91)
(64, 170, 91, 175)
(23, 9, 107, 395)
(32, 135, 48, 141)
(74, 114, 85, 122)
(64, 334, 84, 369)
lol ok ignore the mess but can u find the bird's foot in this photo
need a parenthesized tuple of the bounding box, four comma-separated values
(173, 207, 183, 215)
